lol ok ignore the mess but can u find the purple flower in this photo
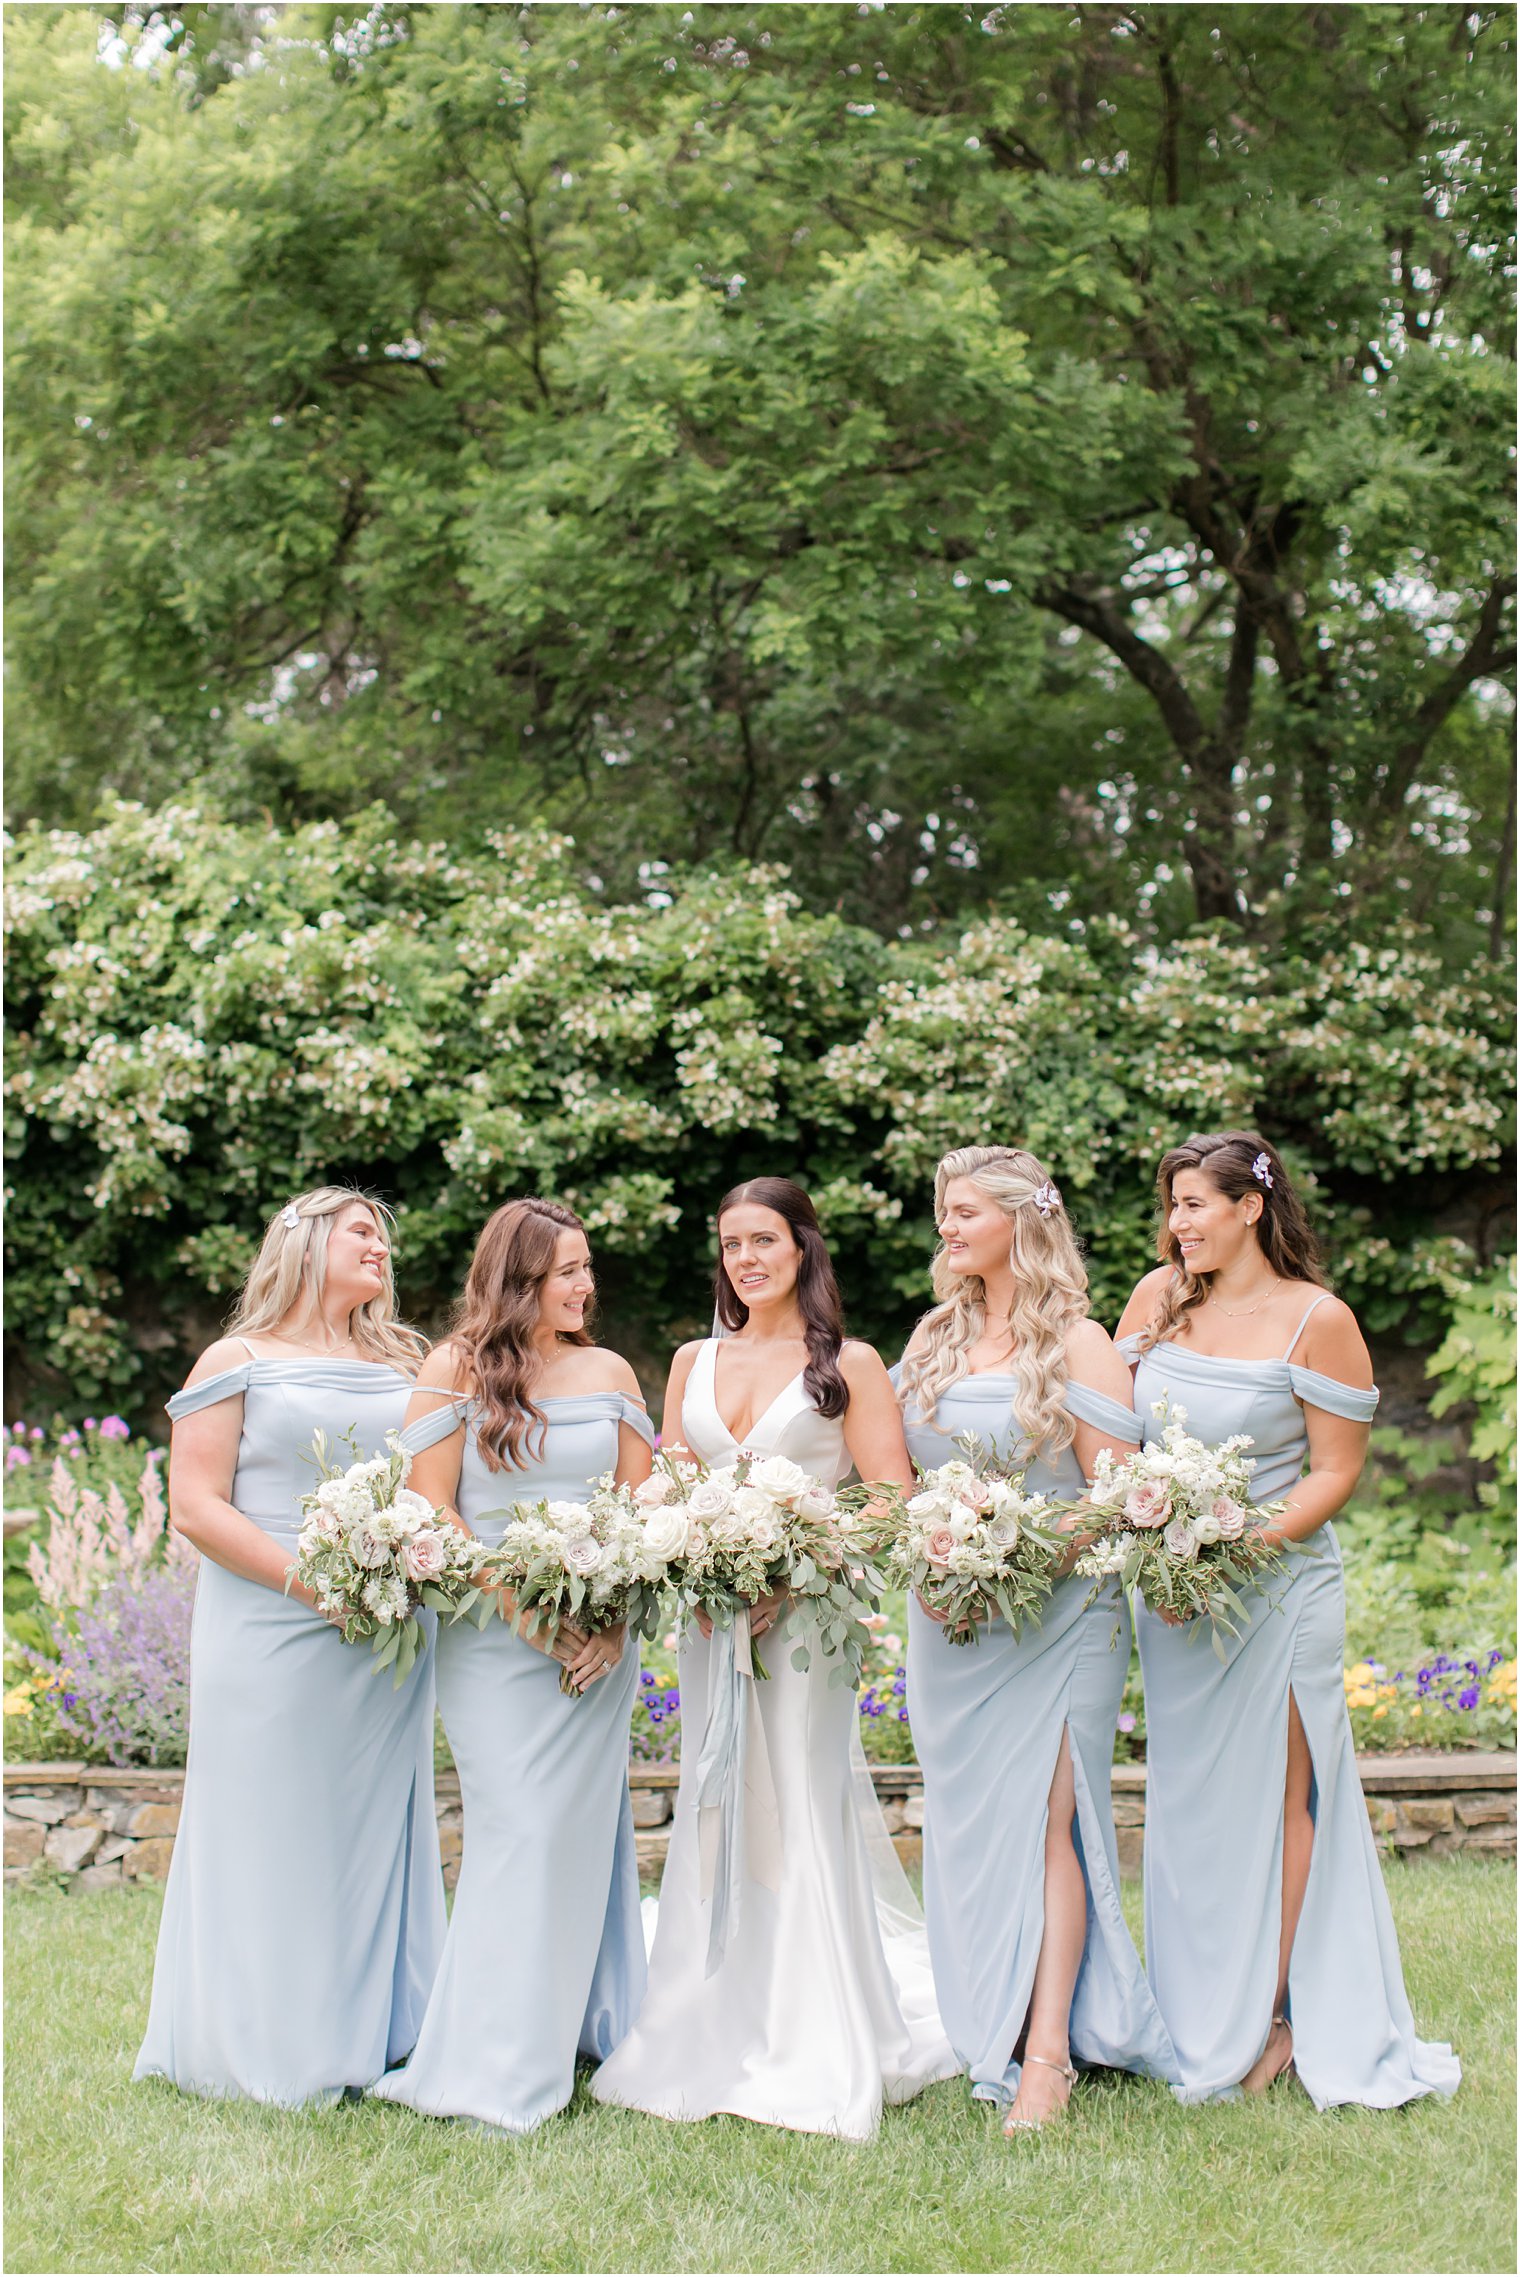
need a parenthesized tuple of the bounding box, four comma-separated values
(640, 1671, 656, 1688)
(1459, 1686, 1480, 1710)
(28, 1564, 195, 1766)
(1117, 1711, 1137, 1734)
(1489, 1649, 1504, 1669)
(897, 1707, 909, 1723)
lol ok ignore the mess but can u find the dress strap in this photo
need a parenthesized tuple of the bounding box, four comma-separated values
(397, 1396, 471, 1455)
(1287, 1365, 1380, 1423)
(165, 1362, 254, 1421)
(616, 1394, 656, 1448)
(1064, 1379, 1143, 1445)
(1115, 1330, 1145, 1364)
(1282, 1292, 1334, 1360)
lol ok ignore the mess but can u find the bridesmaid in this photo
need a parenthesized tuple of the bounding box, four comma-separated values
(897, 1146, 1177, 2133)
(135, 1187, 445, 2103)
(1115, 1129, 1461, 2108)
(372, 1198, 651, 2133)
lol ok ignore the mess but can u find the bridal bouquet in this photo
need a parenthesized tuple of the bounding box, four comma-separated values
(288, 1430, 489, 1685)
(479, 1482, 673, 1694)
(641, 1452, 876, 1685)
(867, 1451, 1069, 1646)
(1073, 1399, 1295, 1657)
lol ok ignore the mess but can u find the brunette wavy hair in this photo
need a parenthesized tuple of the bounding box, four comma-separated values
(713, 1177, 849, 1420)
(896, 1145, 1088, 1460)
(451, 1198, 594, 1471)
(1139, 1130, 1327, 1352)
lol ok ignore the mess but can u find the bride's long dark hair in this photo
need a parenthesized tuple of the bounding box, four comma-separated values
(712, 1177, 849, 1420)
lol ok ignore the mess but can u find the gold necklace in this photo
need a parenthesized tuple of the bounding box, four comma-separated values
(1207, 1277, 1281, 1319)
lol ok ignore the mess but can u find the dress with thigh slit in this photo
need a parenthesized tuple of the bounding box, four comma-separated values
(1123, 1299, 1461, 2108)
(898, 1369, 1178, 2104)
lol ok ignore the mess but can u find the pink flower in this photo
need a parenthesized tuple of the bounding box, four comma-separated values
(1125, 1479, 1171, 1529)
(1163, 1519, 1199, 1561)
(99, 1416, 130, 1441)
(960, 1477, 993, 1512)
(403, 1532, 448, 1582)
(632, 1474, 672, 1508)
(925, 1527, 957, 1567)
(1211, 1496, 1247, 1541)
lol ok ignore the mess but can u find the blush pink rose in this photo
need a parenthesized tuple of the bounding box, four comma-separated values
(1125, 1479, 1171, 1529)
(403, 1531, 447, 1582)
(925, 1527, 957, 1567)
(1211, 1495, 1248, 1541)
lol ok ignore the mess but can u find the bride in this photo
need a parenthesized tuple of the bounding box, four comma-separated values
(591, 1177, 957, 2139)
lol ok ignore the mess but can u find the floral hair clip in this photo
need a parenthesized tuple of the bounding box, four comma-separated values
(280, 1205, 302, 1231)
(1250, 1153, 1274, 1190)
(1031, 1180, 1062, 1217)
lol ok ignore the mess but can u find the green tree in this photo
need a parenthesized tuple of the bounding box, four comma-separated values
(5, 4, 1514, 941)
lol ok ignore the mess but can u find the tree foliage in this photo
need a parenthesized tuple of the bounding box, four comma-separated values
(5, 3, 1514, 942)
(5, 802, 1511, 1417)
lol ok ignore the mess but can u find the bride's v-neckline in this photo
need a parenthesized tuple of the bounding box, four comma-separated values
(707, 1341, 807, 1450)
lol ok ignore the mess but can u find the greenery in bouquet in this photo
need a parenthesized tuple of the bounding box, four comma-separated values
(863, 1449, 1069, 1648)
(648, 1452, 877, 1686)
(479, 1478, 673, 1696)
(1077, 1402, 1296, 1658)
(290, 1431, 490, 1687)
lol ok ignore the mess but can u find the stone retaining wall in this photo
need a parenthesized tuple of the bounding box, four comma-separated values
(5, 1752, 1514, 1891)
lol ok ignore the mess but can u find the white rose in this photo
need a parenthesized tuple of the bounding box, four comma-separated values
(730, 1486, 773, 1526)
(745, 1513, 779, 1554)
(947, 1501, 980, 1542)
(687, 1478, 733, 1521)
(1211, 1495, 1248, 1542)
(1162, 1519, 1199, 1561)
(642, 1507, 691, 1563)
(746, 1455, 812, 1502)
(633, 1474, 673, 1508)
(347, 1525, 389, 1569)
(987, 1513, 1021, 1549)
(798, 1486, 834, 1522)
(563, 1535, 605, 1577)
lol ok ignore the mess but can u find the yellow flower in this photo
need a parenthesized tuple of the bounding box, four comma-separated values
(1409, 1704, 1423, 1719)
(1372, 1704, 1389, 1719)
(1344, 1662, 1376, 1686)
(3, 1687, 34, 1717)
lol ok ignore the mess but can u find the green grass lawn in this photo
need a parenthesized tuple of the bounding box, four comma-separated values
(4, 1861, 1514, 2275)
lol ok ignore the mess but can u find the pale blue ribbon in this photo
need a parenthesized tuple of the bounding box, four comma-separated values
(694, 1605, 781, 1977)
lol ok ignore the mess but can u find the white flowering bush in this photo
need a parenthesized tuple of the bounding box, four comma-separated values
(645, 1452, 877, 1685)
(4, 803, 1510, 1415)
(290, 1432, 489, 1684)
(868, 1453, 1068, 1645)
(1075, 1401, 1295, 1656)
(479, 1480, 673, 1693)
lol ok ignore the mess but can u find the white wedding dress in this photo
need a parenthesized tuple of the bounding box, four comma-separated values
(591, 1340, 957, 2140)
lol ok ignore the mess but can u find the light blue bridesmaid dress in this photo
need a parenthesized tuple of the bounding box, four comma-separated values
(372, 1392, 649, 2133)
(134, 1357, 446, 2104)
(1125, 1297, 1461, 2108)
(899, 1368, 1178, 2103)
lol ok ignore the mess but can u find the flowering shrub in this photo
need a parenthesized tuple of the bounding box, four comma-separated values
(3, 1454, 197, 1766)
(5, 805, 1511, 1416)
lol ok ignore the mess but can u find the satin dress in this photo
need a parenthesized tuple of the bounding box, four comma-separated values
(592, 1339, 958, 2140)
(899, 1369, 1178, 2103)
(372, 1393, 649, 2133)
(1125, 1297, 1461, 2108)
(134, 1357, 445, 2104)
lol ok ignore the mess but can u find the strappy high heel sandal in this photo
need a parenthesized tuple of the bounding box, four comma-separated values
(1242, 2013, 1296, 2094)
(1001, 2051, 1078, 2134)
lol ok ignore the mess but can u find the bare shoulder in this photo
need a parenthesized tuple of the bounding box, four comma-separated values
(840, 1339, 892, 1389)
(1065, 1315, 1118, 1361)
(1296, 1292, 1373, 1387)
(1063, 1315, 1133, 1401)
(1114, 1264, 1175, 1339)
(412, 1338, 473, 1395)
(184, 1334, 255, 1387)
(550, 1343, 646, 1400)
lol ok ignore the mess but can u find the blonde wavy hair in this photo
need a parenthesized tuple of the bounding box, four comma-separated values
(896, 1146, 1089, 1461)
(229, 1186, 428, 1373)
